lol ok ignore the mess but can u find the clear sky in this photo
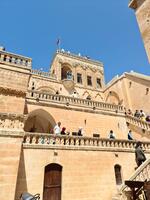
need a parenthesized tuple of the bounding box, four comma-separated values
(0, 0, 149, 83)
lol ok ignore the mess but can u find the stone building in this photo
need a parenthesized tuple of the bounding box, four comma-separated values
(129, 0, 150, 63)
(0, 1, 150, 200)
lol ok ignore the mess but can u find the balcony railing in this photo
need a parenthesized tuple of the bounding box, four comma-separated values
(0, 50, 32, 68)
(126, 115, 150, 132)
(27, 90, 124, 113)
(23, 132, 150, 150)
(120, 158, 150, 199)
(31, 69, 56, 79)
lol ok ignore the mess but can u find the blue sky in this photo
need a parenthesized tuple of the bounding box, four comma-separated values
(0, 0, 149, 83)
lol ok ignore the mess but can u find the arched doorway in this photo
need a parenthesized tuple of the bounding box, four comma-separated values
(43, 164, 62, 200)
(24, 109, 56, 133)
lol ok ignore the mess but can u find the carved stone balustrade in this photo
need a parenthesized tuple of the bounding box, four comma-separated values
(27, 90, 124, 113)
(23, 133, 150, 151)
(0, 113, 24, 131)
(0, 50, 32, 69)
(120, 158, 150, 200)
(31, 69, 56, 79)
(126, 115, 150, 132)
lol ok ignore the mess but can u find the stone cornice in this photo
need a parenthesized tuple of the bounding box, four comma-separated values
(23, 144, 137, 152)
(0, 112, 25, 119)
(0, 130, 24, 138)
(0, 86, 26, 97)
(56, 50, 103, 67)
(50, 50, 103, 70)
(58, 57, 104, 73)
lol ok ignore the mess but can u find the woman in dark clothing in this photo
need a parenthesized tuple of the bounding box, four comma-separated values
(61, 127, 66, 135)
(135, 141, 146, 167)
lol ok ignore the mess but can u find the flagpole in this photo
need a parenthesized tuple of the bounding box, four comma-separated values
(57, 38, 61, 51)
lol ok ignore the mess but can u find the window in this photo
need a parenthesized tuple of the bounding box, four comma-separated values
(97, 78, 102, 88)
(77, 73, 82, 84)
(87, 76, 92, 86)
(114, 165, 122, 185)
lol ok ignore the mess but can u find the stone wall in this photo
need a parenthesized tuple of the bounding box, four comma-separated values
(15, 147, 139, 200)
(129, 0, 150, 63)
(0, 131, 23, 200)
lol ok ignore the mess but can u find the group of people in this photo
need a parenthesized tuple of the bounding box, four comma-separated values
(53, 122, 146, 168)
(126, 109, 150, 122)
(107, 130, 147, 168)
(53, 122, 83, 136)
(108, 129, 133, 140)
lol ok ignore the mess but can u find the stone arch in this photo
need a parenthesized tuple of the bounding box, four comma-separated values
(61, 63, 73, 80)
(105, 91, 123, 105)
(36, 86, 56, 94)
(24, 109, 56, 133)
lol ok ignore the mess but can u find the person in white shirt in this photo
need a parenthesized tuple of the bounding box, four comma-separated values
(54, 122, 61, 135)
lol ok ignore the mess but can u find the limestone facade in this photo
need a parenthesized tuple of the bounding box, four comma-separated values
(0, 9, 150, 199)
(129, 0, 150, 63)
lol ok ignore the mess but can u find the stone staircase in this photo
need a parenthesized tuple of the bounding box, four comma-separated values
(113, 158, 150, 200)
(126, 115, 150, 133)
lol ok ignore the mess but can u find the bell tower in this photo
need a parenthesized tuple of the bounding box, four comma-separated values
(129, 0, 150, 63)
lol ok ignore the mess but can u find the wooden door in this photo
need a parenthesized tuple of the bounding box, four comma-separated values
(43, 164, 62, 200)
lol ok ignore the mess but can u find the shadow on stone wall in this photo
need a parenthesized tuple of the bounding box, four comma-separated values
(15, 149, 27, 200)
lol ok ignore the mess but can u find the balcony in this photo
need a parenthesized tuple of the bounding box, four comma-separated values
(23, 132, 150, 151)
(62, 71, 74, 90)
(27, 90, 124, 114)
(0, 49, 32, 69)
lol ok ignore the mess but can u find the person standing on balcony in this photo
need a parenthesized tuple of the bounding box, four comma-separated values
(54, 122, 61, 135)
(108, 130, 115, 139)
(128, 130, 133, 140)
(135, 141, 146, 167)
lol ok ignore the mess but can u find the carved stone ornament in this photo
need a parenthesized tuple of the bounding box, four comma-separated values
(0, 113, 24, 130)
(0, 86, 26, 97)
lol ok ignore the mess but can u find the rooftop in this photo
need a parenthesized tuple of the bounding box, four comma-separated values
(55, 49, 103, 67)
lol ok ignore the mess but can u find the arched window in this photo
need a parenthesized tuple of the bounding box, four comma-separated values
(114, 164, 122, 185)
(61, 65, 73, 80)
(43, 163, 62, 200)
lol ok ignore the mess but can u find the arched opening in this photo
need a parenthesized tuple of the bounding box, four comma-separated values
(105, 91, 122, 105)
(61, 65, 73, 80)
(43, 163, 62, 200)
(24, 109, 56, 133)
(114, 164, 122, 185)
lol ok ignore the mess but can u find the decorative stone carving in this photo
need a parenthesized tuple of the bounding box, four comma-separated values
(0, 113, 24, 130)
(0, 86, 26, 97)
